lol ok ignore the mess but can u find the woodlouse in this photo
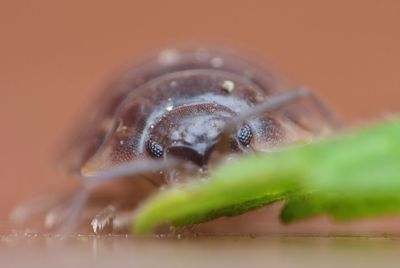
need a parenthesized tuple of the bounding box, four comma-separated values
(14, 48, 336, 233)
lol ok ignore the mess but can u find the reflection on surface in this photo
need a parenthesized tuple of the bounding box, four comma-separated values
(1, 232, 400, 268)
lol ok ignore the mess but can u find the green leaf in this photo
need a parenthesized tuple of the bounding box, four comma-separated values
(133, 119, 400, 235)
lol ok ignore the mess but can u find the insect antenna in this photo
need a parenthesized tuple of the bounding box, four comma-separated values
(55, 186, 88, 234)
(214, 87, 306, 153)
(84, 158, 179, 184)
(214, 87, 339, 153)
(54, 158, 181, 233)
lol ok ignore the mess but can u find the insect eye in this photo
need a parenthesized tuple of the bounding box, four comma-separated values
(147, 139, 164, 158)
(237, 125, 252, 147)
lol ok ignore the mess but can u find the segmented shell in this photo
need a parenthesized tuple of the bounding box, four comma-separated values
(60, 48, 333, 177)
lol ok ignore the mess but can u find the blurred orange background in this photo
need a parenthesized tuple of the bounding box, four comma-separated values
(1, 0, 399, 225)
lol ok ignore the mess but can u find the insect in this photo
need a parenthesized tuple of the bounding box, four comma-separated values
(13, 48, 336, 234)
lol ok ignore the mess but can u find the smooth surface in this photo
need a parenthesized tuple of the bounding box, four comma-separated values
(2, 234, 400, 268)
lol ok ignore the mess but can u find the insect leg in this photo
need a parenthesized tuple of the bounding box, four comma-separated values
(10, 193, 66, 227)
(91, 208, 137, 234)
(90, 205, 117, 233)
